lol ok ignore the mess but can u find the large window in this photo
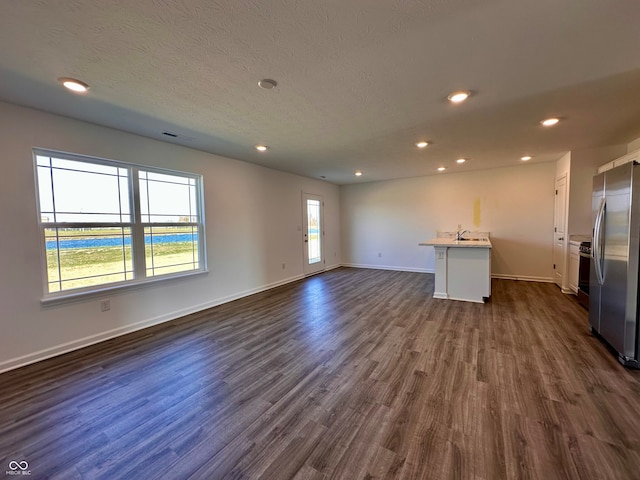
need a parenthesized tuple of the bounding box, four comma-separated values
(34, 149, 205, 298)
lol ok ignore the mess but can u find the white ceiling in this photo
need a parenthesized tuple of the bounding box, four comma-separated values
(1, 0, 640, 184)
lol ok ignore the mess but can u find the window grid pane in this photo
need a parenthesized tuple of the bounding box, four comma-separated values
(44, 227, 133, 292)
(50, 158, 119, 175)
(139, 170, 199, 223)
(145, 225, 199, 277)
(38, 157, 131, 224)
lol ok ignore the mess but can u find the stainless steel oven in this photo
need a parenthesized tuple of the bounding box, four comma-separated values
(577, 241, 590, 309)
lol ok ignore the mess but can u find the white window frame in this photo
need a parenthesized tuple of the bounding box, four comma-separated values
(34, 148, 207, 303)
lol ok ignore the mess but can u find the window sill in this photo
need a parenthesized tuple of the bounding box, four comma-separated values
(40, 269, 208, 306)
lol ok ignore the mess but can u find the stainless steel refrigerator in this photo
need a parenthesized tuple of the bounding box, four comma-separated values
(590, 161, 640, 367)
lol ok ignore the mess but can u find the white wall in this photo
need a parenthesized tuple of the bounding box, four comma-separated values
(0, 101, 341, 372)
(341, 162, 556, 281)
(568, 145, 626, 235)
(627, 135, 640, 153)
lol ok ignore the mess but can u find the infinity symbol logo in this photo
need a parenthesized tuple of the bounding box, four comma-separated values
(8, 461, 28, 471)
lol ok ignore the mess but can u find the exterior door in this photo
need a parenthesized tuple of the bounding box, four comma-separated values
(302, 193, 324, 276)
(553, 174, 568, 288)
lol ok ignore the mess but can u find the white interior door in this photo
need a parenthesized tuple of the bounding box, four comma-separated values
(302, 193, 325, 276)
(553, 174, 568, 288)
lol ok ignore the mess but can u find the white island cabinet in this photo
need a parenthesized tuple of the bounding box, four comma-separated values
(419, 236, 492, 303)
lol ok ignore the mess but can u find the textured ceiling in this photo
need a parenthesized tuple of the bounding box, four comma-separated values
(1, 0, 640, 184)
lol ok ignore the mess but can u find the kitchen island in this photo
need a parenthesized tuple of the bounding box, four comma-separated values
(419, 235, 492, 303)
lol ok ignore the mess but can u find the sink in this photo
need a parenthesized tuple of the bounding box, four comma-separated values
(459, 237, 483, 241)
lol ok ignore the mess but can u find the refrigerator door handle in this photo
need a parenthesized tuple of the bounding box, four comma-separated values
(593, 197, 606, 285)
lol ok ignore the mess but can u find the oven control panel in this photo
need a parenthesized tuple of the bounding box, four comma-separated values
(579, 241, 592, 256)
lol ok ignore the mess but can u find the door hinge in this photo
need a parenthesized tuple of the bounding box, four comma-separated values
(553, 263, 556, 269)
(556, 189, 558, 195)
(554, 227, 557, 232)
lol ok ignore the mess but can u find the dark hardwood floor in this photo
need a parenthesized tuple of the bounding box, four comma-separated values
(2, 267, 640, 479)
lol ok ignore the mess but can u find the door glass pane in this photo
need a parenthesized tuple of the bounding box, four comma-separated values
(307, 199, 321, 264)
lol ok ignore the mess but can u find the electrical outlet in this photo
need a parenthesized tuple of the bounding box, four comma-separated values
(378, 252, 382, 258)
(100, 300, 111, 312)
(282, 263, 286, 270)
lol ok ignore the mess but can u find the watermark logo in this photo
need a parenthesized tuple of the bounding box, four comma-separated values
(5, 461, 31, 476)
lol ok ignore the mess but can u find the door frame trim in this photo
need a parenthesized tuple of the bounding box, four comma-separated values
(554, 173, 569, 291)
(302, 192, 325, 276)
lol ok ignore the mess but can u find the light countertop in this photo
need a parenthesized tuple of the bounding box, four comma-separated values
(419, 238, 492, 248)
(569, 234, 590, 245)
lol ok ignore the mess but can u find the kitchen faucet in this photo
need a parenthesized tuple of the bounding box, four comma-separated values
(456, 229, 469, 240)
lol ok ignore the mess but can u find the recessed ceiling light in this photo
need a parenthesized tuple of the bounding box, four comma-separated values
(416, 141, 429, 148)
(58, 77, 89, 93)
(456, 158, 466, 164)
(437, 167, 446, 172)
(255, 145, 268, 151)
(521, 155, 532, 161)
(355, 171, 363, 176)
(540, 117, 560, 127)
(447, 91, 470, 103)
(258, 79, 277, 90)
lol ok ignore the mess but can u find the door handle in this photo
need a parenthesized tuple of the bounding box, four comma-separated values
(558, 237, 564, 241)
(593, 197, 605, 284)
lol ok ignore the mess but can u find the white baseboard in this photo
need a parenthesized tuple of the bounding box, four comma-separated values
(0, 273, 306, 374)
(342, 264, 555, 284)
(491, 273, 554, 283)
(324, 263, 342, 271)
(341, 263, 434, 274)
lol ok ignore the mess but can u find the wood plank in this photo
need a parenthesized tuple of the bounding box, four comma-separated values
(1, 268, 640, 479)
